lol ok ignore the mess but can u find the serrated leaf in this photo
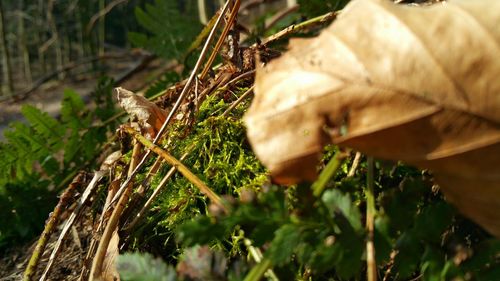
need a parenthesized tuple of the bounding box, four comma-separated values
(322, 189, 362, 232)
(116, 252, 176, 281)
(413, 202, 454, 243)
(61, 89, 86, 129)
(266, 224, 302, 265)
(394, 231, 424, 279)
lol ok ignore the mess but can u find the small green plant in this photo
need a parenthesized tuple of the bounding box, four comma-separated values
(175, 159, 499, 280)
(115, 79, 499, 280)
(0, 78, 118, 251)
(128, 0, 202, 61)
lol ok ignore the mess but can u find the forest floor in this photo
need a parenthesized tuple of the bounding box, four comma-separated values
(0, 50, 171, 140)
(0, 50, 175, 280)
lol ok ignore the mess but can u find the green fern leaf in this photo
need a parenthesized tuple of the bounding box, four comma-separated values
(129, 0, 202, 60)
(61, 89, 85, 128)
(21, 105, 64, 150)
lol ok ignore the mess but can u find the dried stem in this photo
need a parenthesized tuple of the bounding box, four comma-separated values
(40, 171, 105, 281)
(79, 178, 121, 281)
(89, 175, 134, 280)
(200, 0, 241, 79)
(90, 142, 142, 280)
(23, 173, 85, 281)
(366, 157, 377, 281)
(221, 86, 254, 116)
(348, 152, 362, 177)
(124, 149, 192, 233)
(262, 11, 339, 45)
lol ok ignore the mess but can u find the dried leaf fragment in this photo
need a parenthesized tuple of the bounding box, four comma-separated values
(116, 87, 168, 134)
(244, 0, 500, 236)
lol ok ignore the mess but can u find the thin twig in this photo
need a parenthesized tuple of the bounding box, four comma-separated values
(366, 157, 377, 281)
(90, 140, 142, 280)
(347, 152, 362, 177)
(218, 69, 255, 91)
(221, 86, 254, 117)
(261, 11, 339, 45)
(200, 0, 241, 79)
(85, 0, 128, 34)
(244, 239, 279, 281)
(89, 175, 134, 281)
(23, 173, 85, 281)
(124, 126, 229, 213)
(123, 148, 192, 233)
(40, 171, 105, 281)
(106, 0, 232, 210)
(264, 4, 299, 32)
(79, 178, 121, 281)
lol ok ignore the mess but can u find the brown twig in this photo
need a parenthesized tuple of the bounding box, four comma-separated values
(79, 178, 121, 281)
(23, 173, 85, 281)
(89, 175, 134, 281)
(219, 69, 255, 90)
(89, 140, 141, 280)
(124, 149, 192, 233)
(222, 86, 254, 117)
(40, 171, 105, 281)
(200, 0, 242, 79)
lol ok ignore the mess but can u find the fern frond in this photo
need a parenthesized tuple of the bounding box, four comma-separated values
(129, 0, 202, 60)
(21, 105, 64, 150)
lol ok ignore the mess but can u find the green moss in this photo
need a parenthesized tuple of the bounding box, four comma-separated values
(133, 88, 267, 251)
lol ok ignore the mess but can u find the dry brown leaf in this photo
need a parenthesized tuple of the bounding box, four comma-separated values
(244, 0, 500, 236)
(116, 87, 168, 135)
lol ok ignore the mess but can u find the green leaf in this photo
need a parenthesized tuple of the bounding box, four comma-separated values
(266, 224, 302, 266)
(176, 217, 226, 247)
(414, 202, 454, 243)
(21, 105, 64, 148)
(393, 231, 424, 279)
(117, 252, 176, 281)
(129, 0, 202, 60)
(322, 189, 362, 232)
(374, 215, 392, 264)
(61, 89, 85, 127)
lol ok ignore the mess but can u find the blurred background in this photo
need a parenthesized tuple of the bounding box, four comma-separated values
(0, 0, 312, 138)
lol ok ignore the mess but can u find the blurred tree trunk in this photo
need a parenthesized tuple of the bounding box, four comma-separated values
(98, 0, 105, 56)
(198, 0, 208, 24)
(47, 0, 64, 80)
(18, 0, 32, 86)
(37, 0, 46, 74)
(0, 1, 13, 96)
